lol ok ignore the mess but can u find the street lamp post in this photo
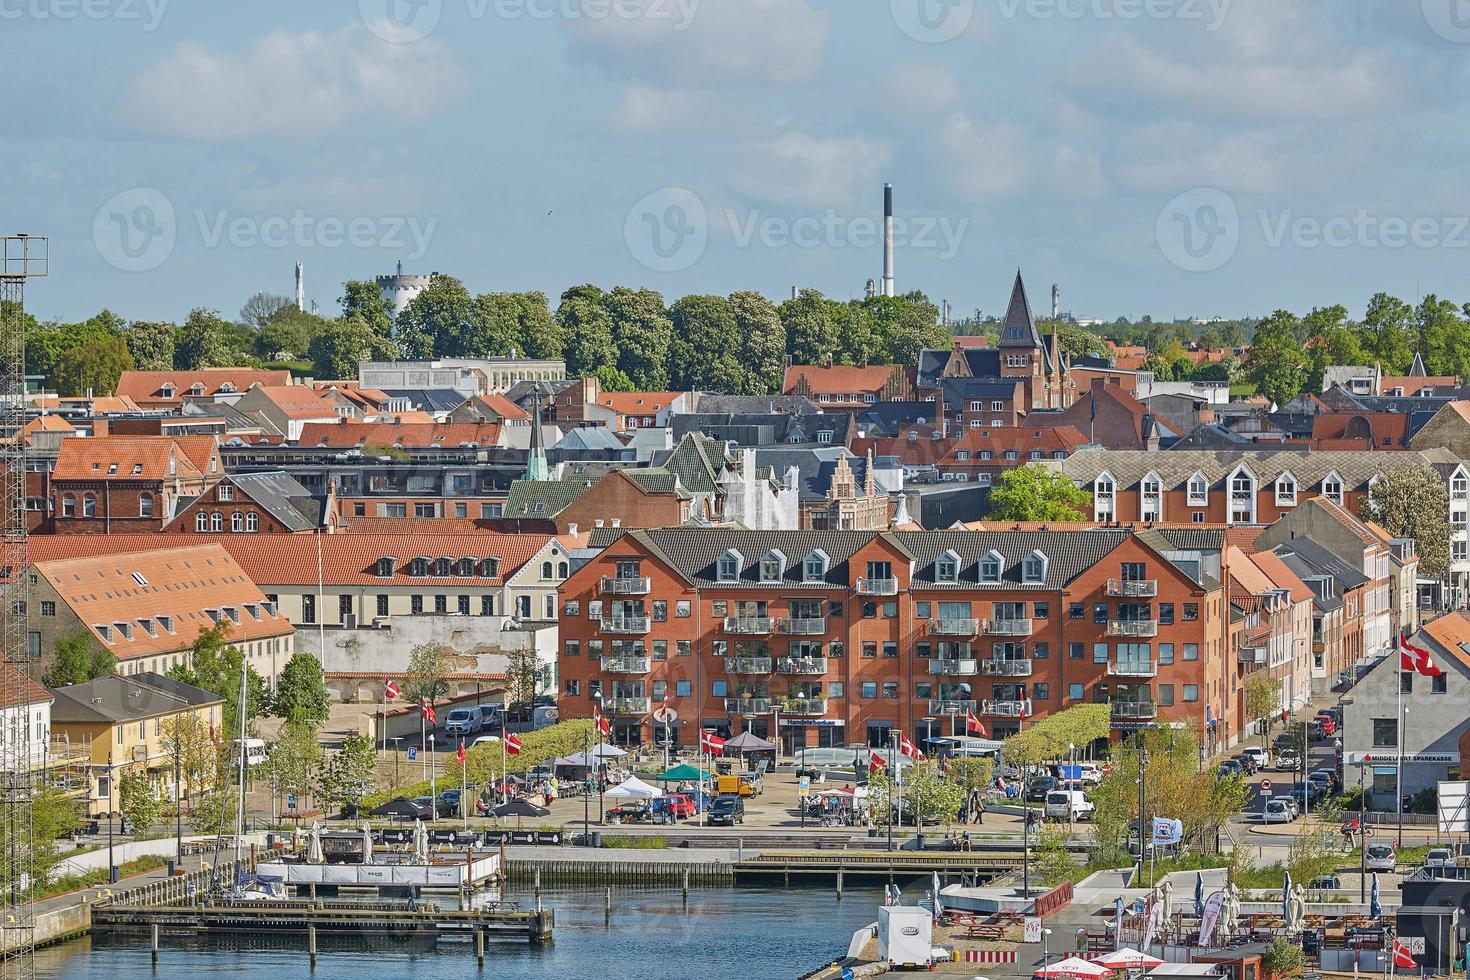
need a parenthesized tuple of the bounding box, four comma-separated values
(107, 763, 118, 884)
(390, 737, 402, 790)
(1042, 927, 1053, 971)
(173, 741, 182, 868)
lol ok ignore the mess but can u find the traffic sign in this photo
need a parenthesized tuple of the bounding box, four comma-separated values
(1259, 778, 1273, 794)
(408, 747, 418, 761)
(286, 793, 298, 809)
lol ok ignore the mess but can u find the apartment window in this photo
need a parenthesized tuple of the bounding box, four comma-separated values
(676, 680, 691, 697)
(712, 680, 728, 698)
(40, 601, 55, 617)
(1093, 643, 1108, 664)
(458, 595, 471, 615)
(652, 640, 667, 661)
(915, 602, 931, 619)
(1158, 643, 1173, 665)
(1275, 473, 1297, 506)
(1093, 603, 1108, 624)
(882, 681, 899, 700)
(481, 596, 494, 616)
(339, 595, 353, 621)
(883, 641, 898, 658)
(385, 503, 407, 518)
(217, 484, 234, 502)
(1182, 684, 1199, 702)
(434, 595, 447, 614)
(564, 680, 580, 697)
(676, 600, 691, 617)
(1400, 671, 1413, 694)
(829, 641, 844, 658)
(139, 494, 154, 518)
(354, 503, 366, 517)
(677, 640, 691, 657)
(1032, 683, 1049, 700)
(1182, 643, 1199, 661)
(1033, 642, 1049, 659)
(1158, 603, 1174, 626)
(411, 595, 423, 614)
(1069, 642, 1084, 660)
(861, 682, 877, 699)
(1187, 474, 1207, 506)
(652, 600, 668, 622)
(1372, 718, 1398, 747)
(862, 642, 877, 659)
(376, 595, 389, 617)
(1069, 603, 1084, 620)
(882, 601, 898, 619)
(1068, 683, 1084, 700)
(1183, 603, 1199, 621)
(1433, 673, 1448, 694)
(1033, 602, 1049, 619)
(195, 512, 208, 532)
(862, 602, 877, 619)
(1157, 684, 1174, 707)
(916, 682, 932, 700)
(828, 681, 844, 699)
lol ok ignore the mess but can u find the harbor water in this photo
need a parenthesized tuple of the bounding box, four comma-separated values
(36, 882, 891, 979)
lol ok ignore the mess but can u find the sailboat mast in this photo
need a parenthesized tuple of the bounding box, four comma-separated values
(234, 658, 248, 870)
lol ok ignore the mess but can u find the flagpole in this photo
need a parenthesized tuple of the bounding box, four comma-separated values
(1397, 668, 1406, 850)
(501, 735, 507, 807)
(462, 744, 467, 829)
(421, 710, 427, 784)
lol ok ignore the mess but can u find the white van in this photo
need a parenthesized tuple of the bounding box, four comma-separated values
(1045, 789, 1094, 821)
(232, 738, 267, 769)
(444, 706, 487, 737)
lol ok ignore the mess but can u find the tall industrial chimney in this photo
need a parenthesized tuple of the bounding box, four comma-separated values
(881, 183, 895, 298)
(295, 261, 305, 312)
(1051, 282, 1060, 319)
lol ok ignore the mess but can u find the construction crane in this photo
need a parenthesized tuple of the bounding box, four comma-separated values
(0, 235, 44, 980)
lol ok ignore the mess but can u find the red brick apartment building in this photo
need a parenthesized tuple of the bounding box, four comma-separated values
(557, 527, 1248, 755)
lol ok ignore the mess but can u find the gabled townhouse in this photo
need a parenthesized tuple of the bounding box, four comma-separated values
(556, 526, 1241, 755)
(115, 369, 291, 411)
(932, 425, 1088, 486)
(782, 364, 917, 412)
(1270, 538, 1368, 692)
(233, 386, 353, 441)
(25, 543, 295, 684)
(165, 471, 332, 535)
(43, 435, 222, 533)
(1226, 547, 1313, 725)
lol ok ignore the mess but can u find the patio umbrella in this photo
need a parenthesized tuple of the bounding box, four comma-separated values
(589, 743, 627, 759)
(1194, 871, 1205, 916)
(370, 798, 426, 821)
(490, 799, 551, 819)
(1370, 872, 1382, 920)
(724, 731, 775, 753)
(654, 763, 712, 782)
(360, 823, 373, 865)
(1035, 956, 1113, 979)
(1281, 869, 1292, 924)
(1092, 948, 1165, 970)
(306, 821, 324, 865)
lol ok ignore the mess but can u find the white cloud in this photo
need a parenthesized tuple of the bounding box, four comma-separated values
(116, 22, 467, 142)
(567, 0, 829, 87)
(607, 83, 704, 134)
(873, 62, 962, 119)
(727, 133, 892, 209)
(933, 114, 1032, 203)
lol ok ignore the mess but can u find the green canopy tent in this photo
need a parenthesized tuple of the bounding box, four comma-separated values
(654, 763, 712, 782)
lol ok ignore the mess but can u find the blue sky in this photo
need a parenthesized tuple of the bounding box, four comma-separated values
(7, 0, 1470, 325)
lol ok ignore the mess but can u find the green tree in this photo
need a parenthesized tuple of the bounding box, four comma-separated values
(272, 653, 330, 726)
(174, 308, 239, 369)
(1245, 310, 1307, 406)
(308, 315, 393, 380)
(265, 720, 322, 811)
(832, 300, 881, 365)
(1262, 937, 1304, 979)
(1033, 825, 1078, 885)
(316, 733, 378, 815)
(1048, 321, 1107, 360)
(731, 290, 787, 393)
(188, 789, 239, 835)
(1302, 305, 1359, 394)
(1359, 464, 1452, 576)
(605, 286, 673, 389)
(51, 337, 134, 396)
(503, 649, 540, 708)
(513, 291, 563, 360)
(395, 274, 473, 358)
(161, 712, 221, 804)
(557, 284, 618, 376)
(239, 292, 294, 330)
(1416, 295, 1470, 381)
(42, 632, 117, 688)
(779, 289, 839, 361)
(28, 312, 121, 380)
(461, 292, 523, 357)
(402, 642, 455, 705)
(119, 769, 163, 833)
(1360, 292, 1416, 374)
(0, 785, 81, 885)
(985, 464, 1090, 522)
(903, 761, 965, 827)
(590, 365, 636, 392)
(945, 757, 994, 797)
(255, 308, 325, 361)
(125, 320, 177, 371)
(1244, 676, 1283, 744)
(667, 294, 742, 392)
(340, 281, 395, 339)
(166, 622, 268, 740)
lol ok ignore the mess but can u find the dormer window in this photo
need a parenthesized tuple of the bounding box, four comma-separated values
(480, 558, 501, 578)
(1275, 472, 1297, 506)
(456, 558, 476, 577)
(432, 557, 452, 577)
(1094, 472, 1115, 522)
(1322, 472, 1344, 504)
(760, 550, 787, 583)
(1140, 472, 1163, 522)
(717, 549, 743, 583)
(160, 384, 175, 399)
(979, 551, 1003, 584)
(219, 382, 235, 393)
(115, 621, 133, 639)
(223, 606, 239, 624)
(376, 557, 395, 577)
(1022, 551, 1047, 584)
(408, 557, 430, 577)
(936, 550, 961, 584)
(1187, 473, 1208, 507)
(95, 625, 113, 643)
(802, 550, 829, 582)
(138, 618, 157, 637)
(157, 615, 174, 633)
(188, 383, 205, 396)
(245, 603, 261, 620)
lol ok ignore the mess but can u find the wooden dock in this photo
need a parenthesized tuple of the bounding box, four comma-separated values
(733, 848, 1021, 883)
(92, 899, 553, 945)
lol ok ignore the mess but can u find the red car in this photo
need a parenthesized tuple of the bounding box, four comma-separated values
(664, 793, 696, 819)
(1313, 714, 1336, 735)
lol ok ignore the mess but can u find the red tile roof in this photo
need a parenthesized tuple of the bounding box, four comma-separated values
(52, 436, 211, 482)
(783, 365, 898, 397)
(1310, 412, 1410, 447)
(33, 543, 292, 660)
(595, 391, 683, 416)
(1382, 375, 1458, 396)
(0, 663, 51, 708)
(938, 424, 1088, 464)
(1248, 548, 1315, 603)
(248, 387, 342, 420)
(117, 369, 289, 405)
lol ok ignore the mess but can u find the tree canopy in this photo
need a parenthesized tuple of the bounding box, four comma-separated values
(985, 465, 1090, 523)
(1359, 464, 1452, 576)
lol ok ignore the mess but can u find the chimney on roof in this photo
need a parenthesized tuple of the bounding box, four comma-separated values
(568, 523, 578, 536)
(611, 518, 621, 528)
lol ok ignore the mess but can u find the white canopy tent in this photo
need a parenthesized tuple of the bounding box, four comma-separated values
(604, 776, 664, 799)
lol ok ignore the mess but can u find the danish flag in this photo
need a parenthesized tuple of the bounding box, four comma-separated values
(1391, 937, 1417, 969)
(455, 740, 465, 765)
(700, 730, 725, 754)
(1400, 631, 1444, 678)
(593, 704, 611, 739)
(504, 731, 523, 756)
(420, 702, 436, 725)
(965, 710, 986, 738)
(868, 751, 888, 771)
(384, 679, 400, 700)
(899, 732, 925, 761)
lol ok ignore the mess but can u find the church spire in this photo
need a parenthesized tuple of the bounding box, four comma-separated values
(999, 269, 1043, 349)
(524, 383, 549, 481)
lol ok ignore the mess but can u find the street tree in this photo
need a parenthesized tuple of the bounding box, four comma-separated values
(161, 712, 222, 803)
(395, 274, 473, 358)
(1246, 310, 1307, 406)
(1359, 464, 1452, 576)
(316, 733, 378, 815)
(985, 464, 1090, 522)
(119, 769, 163, 833)
(174, 307, 239, 369)
(339, 280, 395, 338)
(166, 622, 268, 739)
(42, 632, 116, 688)
(731, 290, 786, 394)
(52, 337, 134, 396)
(667, 294, 742, 392)
(1243, 676, 1283, 745)
(273, 652, 330, 726)
(779, 289, 838, 361)
(503, 649, 540, 707)
(266, 720, 323, 812)
(402, 642, 455, 705)
(309, 315, 393, 379)
(902, 761, 965, 827)
(125, 319, 177, 371)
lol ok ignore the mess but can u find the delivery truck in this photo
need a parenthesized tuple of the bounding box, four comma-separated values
(877, 905, 934, 969)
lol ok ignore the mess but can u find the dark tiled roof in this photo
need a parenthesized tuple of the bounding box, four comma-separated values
(503, 478, 596, 518)
(378, 389, 468, 413)
(228, 471, 321, 531)
(50, 671, 222, 724)
(690, 394, 819, 415)
(1273, 537, 1370, 590)
(1056, 447, 1459, 490)
(998, 271, 1042, 349)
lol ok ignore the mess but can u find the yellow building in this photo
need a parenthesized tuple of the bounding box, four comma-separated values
(49, 672, 223, 817)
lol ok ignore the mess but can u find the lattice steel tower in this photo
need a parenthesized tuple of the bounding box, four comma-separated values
(0, 236, 44, 980)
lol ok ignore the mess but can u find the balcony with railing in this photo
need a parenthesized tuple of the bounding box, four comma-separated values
(1238, 643, 1267, 667)
(1107, 620, 1158, 638)
(931, 698, 979, 716)
(601, 576, 651, 595)
(1108, 659, 1157, 678)
(928, 658, 980, 676)
(856, 577, 899, 595)
(1107, 579, 1158, 598)
(601, 616, 651, 635)
(781, 697, 829, 716)
(979, 699, 1024, 717)
(610, 696, 652, 714)
(723, 657, 774, 675)
(599, 656, 651, 674)
(929, 618, 980, 636)
(980, 658, 1033, 677)
(775, 657, 828, 675)
(778, 617, 828, 635)
(724, 616, 774, 635)
(724, 697, 773, 714)
(1111, 700, 1157, 720)
(983, 618, 1033, 637)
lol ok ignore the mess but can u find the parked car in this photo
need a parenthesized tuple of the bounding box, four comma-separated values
(1365, 843, 1397, 871)
(1045, 790, 1094, 821)
(1312, 713, 1337, 736)
(1216, 759, 1243, 779)
(1426, 847, 1454, 868)
(436, 789, 462, 818)
(1307, 875, 1343, 891)
(1274, 749, 1300, 772)
(663, 793, 696, 819)
(1275, 795, 1300, 819)
(1233, 754, 1259, 776)
(444, 706, 488, 737)
(707, 794, 745, 826)
(893, 800, 944, 826)
(1025, 777, 1057, 803)
(1263, 799, 1293, 824)
(412, 796, 438, 820)
(472, 735, 501, 748)
(1240, 746, 1271, 769)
